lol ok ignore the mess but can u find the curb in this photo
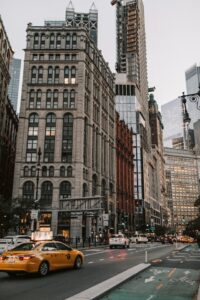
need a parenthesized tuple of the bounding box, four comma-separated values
(65, 263, 151, 300)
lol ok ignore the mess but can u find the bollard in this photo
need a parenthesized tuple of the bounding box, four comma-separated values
(145, 250, 148, 263)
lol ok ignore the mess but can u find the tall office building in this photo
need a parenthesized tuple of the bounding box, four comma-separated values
(164, 147, 199, 233)
(12, 4, 116, 237)
(161, 98, 185, 148)
(114, 0, 159, 230)
(8, 58, 21, 112)
(185, 64, 200, 128)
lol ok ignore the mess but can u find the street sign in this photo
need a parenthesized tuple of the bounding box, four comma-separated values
(31, 209, 39, 220)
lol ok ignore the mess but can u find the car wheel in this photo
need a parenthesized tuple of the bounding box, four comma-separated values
(38, 261, 49, 276)
(127, 243, 130, 248)
(74, 255, 82, 269)
(109, 245, 113, 249)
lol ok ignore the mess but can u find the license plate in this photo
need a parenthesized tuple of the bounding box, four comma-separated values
(7, 257, 15, 263)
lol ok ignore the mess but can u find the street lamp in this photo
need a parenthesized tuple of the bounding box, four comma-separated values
(35, 147, 42, 207)
(180, 85, 200, 111)
(31, 147, 42, 232)
(178, 86, 200, 149)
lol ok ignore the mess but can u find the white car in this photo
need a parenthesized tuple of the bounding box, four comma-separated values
(130, 234, 148, 244)
(109, 234, 130, 249)
(0, 239, 14, 254)
(3, 235, 31, 247)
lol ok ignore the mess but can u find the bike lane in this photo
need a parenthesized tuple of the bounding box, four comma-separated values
(100, 245, 200, 300)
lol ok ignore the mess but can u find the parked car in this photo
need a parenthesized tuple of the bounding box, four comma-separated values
(130, 234, 148, 244)
(0, 241, 84, 277)
(0, 239, 14, 254)
(3, 235, 31, 246)
(109, 234, 130, 249)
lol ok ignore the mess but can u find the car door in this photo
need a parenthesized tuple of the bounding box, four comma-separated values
(54, 242, 74, 269)
(41, 242, 60, 270)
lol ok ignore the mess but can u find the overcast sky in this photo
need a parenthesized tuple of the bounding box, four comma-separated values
(1, 0, 200, 108)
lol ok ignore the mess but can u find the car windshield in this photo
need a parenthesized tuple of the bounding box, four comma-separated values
(12, 243, 35, 251)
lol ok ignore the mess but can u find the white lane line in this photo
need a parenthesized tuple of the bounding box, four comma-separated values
(146, 295, 155, 300)
(85, 250, 109, 257)
(65, 263, 151, 300)
(88, 261, 94, 264)
(99, 259, 104, 261)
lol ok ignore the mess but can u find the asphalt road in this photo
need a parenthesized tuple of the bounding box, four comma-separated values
(0, 243, 190, 300)
(100, 244, 200, 300)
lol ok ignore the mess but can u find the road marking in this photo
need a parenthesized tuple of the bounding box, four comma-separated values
(146, 295, 155, 300)
(184, 271, 191, 275)
(151, 259, 162, 263)
(145, 276, 155, 283)
(99, 259, 104, 261)
(168, 268, 176, 278)
(88, 261, 94, 264)
(85, 250, 108, 257)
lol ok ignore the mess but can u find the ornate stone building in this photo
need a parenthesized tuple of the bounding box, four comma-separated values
(12, 6, 116, 239)
(0, 17, 18, 236)
(116, 112, 134, 232)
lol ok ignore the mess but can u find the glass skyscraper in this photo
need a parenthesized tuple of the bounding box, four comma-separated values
(8, 58, 21, 112)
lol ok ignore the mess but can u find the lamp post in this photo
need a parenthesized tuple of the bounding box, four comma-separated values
(35, 147, 42, 205)
(179, 85, 200, 149)
(31, 147, 42, 232)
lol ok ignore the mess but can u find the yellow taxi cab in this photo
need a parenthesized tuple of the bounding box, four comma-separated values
(0, 240, 84, 277)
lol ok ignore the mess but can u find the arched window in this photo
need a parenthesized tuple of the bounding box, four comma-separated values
(70, 89, 75, 108)
(42, 166, 47, 177)
(49, 33, 55, 49)
(38, 66, 43, 83)
(72, 33, 77, 48)
(31, 66, 37, 83)
(71, 66, 76, 84)
(60, 181, 71, 199)
(67, 166, 72, 177)
(36, 89, 42, 108)
(41, 181, 53, 207)
(54, 66, 60, 83)
(23, 181, 34, 201)
(33, 33, 39, 48)
(56, 33, 61, 48)
(101, 179, 106, 197)
(40, 33, 45, 49)
(64, 67, 69, 84)
(46, 89, 52, 108)
(53, 90, 58, 108)
(92, 174, 98, 196)
(62, 114, 73, 163)
(27, 113, 39, 162)
(66, 33, 71, 49)
(29, 113, 39, 125)
(60, 166, 65, 177)
(49, 166, 54, 177)
(48, 66, 53, 84)
(82, 183, 88, 197)
(24, 166, 29, 177)
(44, 113, 56, 162)
(29, 90, 35, 108)
(63, 89, 69, 108)
(31, 166, 36, 177)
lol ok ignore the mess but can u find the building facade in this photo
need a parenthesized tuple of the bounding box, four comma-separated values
(0, 17, 18, 236)
(114, 0, 152, 231)
(116, 112, 134, 232)
(12, 7, 116, 239)
(149, 94, 168, 229)
(164, 147, 200, 233)
(8, 58, 21, 112)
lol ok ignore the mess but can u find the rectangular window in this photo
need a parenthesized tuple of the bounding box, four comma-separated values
(26, 152, 37, 162)
(28, 127, 38, 136)
(27, 139, 37, 149)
